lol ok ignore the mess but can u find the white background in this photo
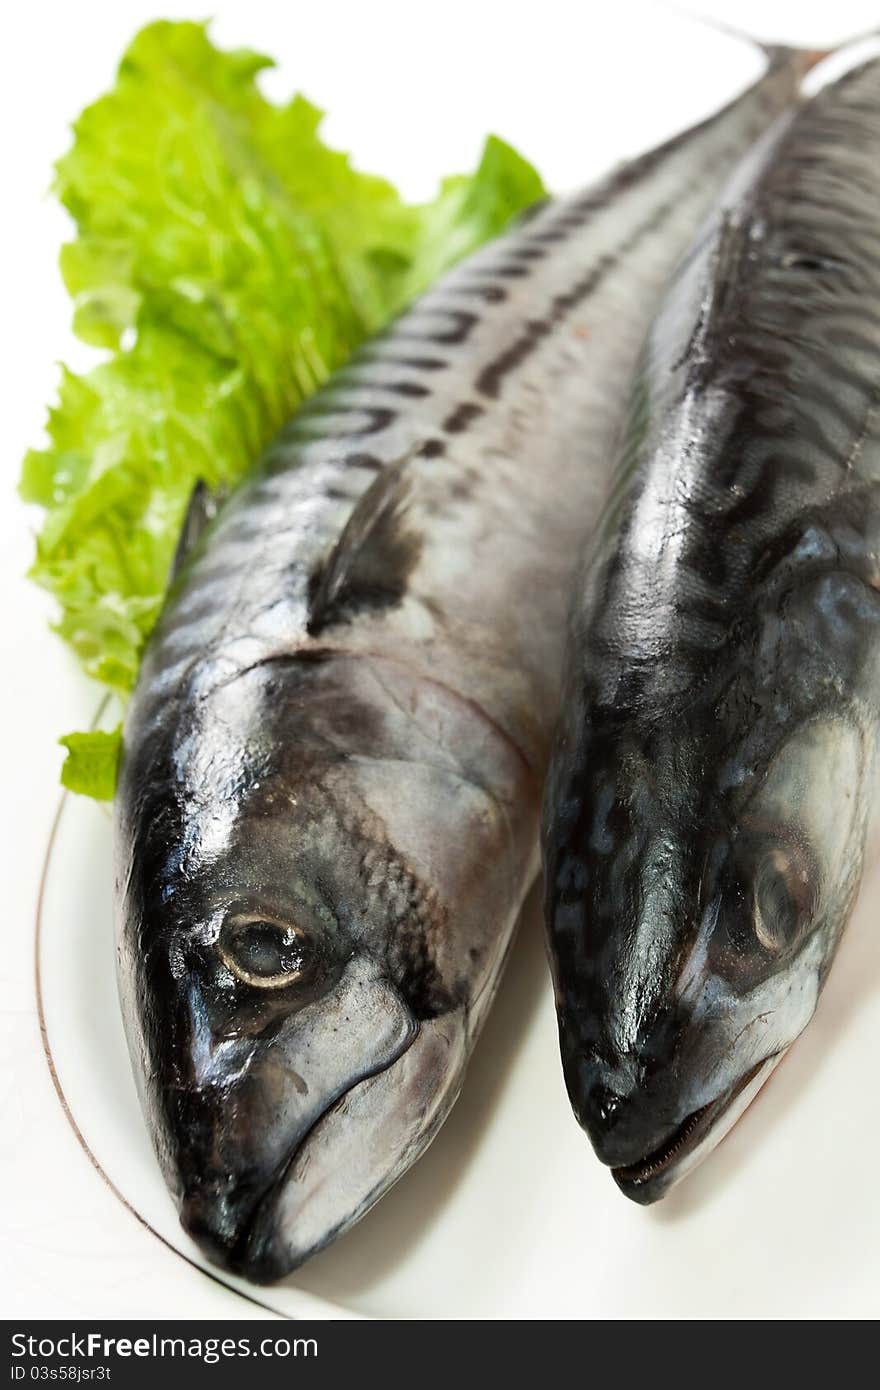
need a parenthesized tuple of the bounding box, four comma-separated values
(1, 0, 878, 1320)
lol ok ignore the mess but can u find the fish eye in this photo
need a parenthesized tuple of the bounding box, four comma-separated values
(751, 847, 816, 954)
(712, 833, 818, 971)
(217, 913, 313, 989)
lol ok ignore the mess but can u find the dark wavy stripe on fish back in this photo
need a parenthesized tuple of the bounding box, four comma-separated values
(595, 57, 880, 719)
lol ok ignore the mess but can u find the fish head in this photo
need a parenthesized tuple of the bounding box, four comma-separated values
(116, 650, 530, 1278)
(546, 684, 872, 1203)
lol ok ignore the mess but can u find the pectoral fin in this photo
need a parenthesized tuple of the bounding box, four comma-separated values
(171, 480, 226, 581)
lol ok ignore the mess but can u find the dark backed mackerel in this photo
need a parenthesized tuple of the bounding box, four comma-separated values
(543, 52, 880, 1204)
(114, 49, 808, 1281)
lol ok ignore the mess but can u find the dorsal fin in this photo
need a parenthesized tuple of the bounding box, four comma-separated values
(680, 211, 747, 391)
(171, 480, 225, 580)
(307, 456, 422, 636)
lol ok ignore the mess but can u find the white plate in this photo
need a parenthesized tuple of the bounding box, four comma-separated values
(38, 791, 880, 1319)
(24, 0, 880, 1321)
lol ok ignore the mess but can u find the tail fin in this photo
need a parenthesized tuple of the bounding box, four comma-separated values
(659, 3, 880, 78)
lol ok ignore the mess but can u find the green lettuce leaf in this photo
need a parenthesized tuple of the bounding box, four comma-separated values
(58, 727, 122, 801)
(21, 19, 544, 797)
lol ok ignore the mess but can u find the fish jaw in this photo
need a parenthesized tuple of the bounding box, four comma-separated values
(229, 1017, 467, 1280)
(611, 1053, 784, 1204)
(135, 952, 417, 1278)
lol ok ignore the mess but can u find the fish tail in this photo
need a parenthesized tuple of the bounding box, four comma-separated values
(660, 2, 880, 77)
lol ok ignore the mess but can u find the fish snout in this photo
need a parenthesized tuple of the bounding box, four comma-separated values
(566, 1048, 679, 1169)
(179, 1176, 265, 1274)
(179, 1169, 296, 1283)
(158, 953, 421, 1279)
(170, 1080, 294, 1275)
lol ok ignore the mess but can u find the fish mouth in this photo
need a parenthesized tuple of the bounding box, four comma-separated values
(178, 1007, 450, 1283)
(175, 953, 423, 1282)
(176, 987, 466, 1282)
(611, 1056, 778, 1204)
(179, 1083, 353, 1284)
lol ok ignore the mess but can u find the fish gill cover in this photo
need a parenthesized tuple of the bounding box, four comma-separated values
(20, 19, 544, 799)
